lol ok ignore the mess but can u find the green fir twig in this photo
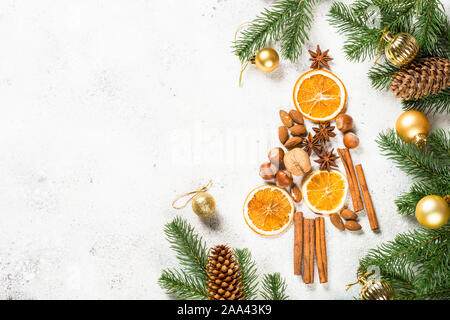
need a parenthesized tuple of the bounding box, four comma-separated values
(368, 62, 400, 90)
(235, 248, 259, 300)
(376, 129, 449, 182)
(358, 225, 450, 300)
(260, 273, 289, 300)
(163, 216, 208, 279)
(158, 269, 209, 300)
(401, 88, 450, 114)
(281, 0, 318, 61)
(395, 180, 449, 215)
(232, 0, 319, 63)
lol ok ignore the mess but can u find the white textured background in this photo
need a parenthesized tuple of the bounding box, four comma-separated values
(0, 0, 448, 300)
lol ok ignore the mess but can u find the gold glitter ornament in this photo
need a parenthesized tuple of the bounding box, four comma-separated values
(395, 110, 430, 147)
(347, 272, 394, 300)
(191, 192, 216, 218)
(415, 195, 449, 229)
(383, 31, 419, 66)
(172, 180, 216, 218)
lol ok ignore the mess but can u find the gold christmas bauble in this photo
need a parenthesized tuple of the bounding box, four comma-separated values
(192, 192, 216, 217)
(253, 48, 279, 72)
(360, 278, 395, 300)
(383, 31, 419, 66)
(415, 195, 449, 229)
(347, 273, 395, 300)
(395, 110, 430, 147)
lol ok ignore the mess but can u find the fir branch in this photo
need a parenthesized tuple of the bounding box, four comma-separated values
(260, 273, 289, 300)
(377, 129, 450, 182)
(158, 269, 208, 300)
(401, 88, 450, 114)
(414, 0, 448, 57)
(358, 225, 450, 300)
(395, 180, 449, 216)
(232, 0, 302, 63)
(235, 248, 259, 300)
(281, 0, 318, 61)
(368, 62, 399, 90)
(429, 129, 450, 160)
(328, 0, 449, 63)
(163, 216, 208, 279)
(327, 2, 381, 62)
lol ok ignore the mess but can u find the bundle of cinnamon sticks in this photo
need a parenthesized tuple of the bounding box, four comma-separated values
(337, 148, 379, 231)
(294, 213, 327, 284)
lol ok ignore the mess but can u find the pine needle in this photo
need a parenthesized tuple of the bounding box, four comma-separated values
(401, 88, 450, 114)
(158, 269, 209, 300)
(232, 0, 319, 63)
(358, 225, 450, 300)
(235, 248, 259, 300)
(163, 216, 208, 279)
(260, 273, 289, 300)
(395, 180, 449, 215)
(376, 129, 450, 182)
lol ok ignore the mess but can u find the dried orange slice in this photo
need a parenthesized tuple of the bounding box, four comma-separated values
(302, 170, 348, 214)
(293, 69, 347, 122)
(243, 185, 295, 236)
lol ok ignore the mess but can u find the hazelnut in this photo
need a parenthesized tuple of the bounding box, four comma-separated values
(275, 170, 293, 188)
(268, 147, 285, 165)
(336, 114, 353, 133)
(343, 132, 359, 149)
(259, 162, 277, 180)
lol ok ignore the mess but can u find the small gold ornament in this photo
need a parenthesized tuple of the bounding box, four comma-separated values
(253, 48, 279, 72)
(172, 180, 216, 218)
(191, 192, 216, 218)
(415, 195, 449, 229)
(346, 272, 394, 300)
(234, 23, 280, 86)
(383, 31, 419, 66)
(395, 110, 430, 147)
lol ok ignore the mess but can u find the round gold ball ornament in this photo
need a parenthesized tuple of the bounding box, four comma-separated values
(382, 31, 419, 66)
(238, 47, 280, 86)
(346, 272, 394, 300)
(415, 195, 449, 229)
(191, 192, 216, 218)
(172, 180, 216, 218)
(252, 48, 279, 72)
(395, 110, 430, 147)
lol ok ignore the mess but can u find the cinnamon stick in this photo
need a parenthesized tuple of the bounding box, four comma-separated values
(294, 212, 303, 275)
(314, 217, 328, 283)
(338, 148, 363, 212)
(303, 219, 315, 284)
(355, 164, 379, 230)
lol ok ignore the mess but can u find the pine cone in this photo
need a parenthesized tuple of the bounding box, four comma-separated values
(390, 57, 450, 100)
(206, 245, 244, 300)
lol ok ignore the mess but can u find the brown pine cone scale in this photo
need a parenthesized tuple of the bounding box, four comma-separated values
(206, 245, 244, 300)
(390, 57, 450, 100)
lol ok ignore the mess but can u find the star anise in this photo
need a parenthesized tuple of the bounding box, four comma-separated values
(314, 147, 339, 172)
(312, 122, 336, 143)
(308, 45, 333, 69)
(301, 133, 322, 156)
